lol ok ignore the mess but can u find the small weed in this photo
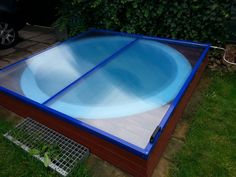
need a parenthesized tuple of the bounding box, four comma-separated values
(9, 128, 62, 167)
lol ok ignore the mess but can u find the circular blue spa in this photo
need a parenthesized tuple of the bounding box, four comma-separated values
(21, 36, 192, 119)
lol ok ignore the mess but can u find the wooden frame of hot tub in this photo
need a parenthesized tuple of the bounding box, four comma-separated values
(0, 29, 210, 177)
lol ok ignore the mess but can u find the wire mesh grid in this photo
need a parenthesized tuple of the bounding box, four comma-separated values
(4, 118, 89, 176)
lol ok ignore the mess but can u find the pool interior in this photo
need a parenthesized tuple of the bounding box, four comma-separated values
(0, 30, 208, 152)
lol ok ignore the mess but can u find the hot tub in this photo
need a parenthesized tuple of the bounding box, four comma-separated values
(0, 29, 210, 177)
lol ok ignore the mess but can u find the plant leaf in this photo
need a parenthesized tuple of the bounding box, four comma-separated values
(43, 153, 52, 167)
(29, 148, 40, 156)
(41, 145, 48, 153)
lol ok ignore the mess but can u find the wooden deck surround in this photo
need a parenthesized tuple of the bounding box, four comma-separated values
(0, 57, 208, 177)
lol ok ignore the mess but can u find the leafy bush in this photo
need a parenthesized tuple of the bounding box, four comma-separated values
(54, 0, 234, 44)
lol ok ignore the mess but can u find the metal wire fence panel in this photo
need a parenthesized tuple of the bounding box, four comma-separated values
(4, 118, 89, 176)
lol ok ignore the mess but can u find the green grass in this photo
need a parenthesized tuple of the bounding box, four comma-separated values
(0, 118, 90, 177)
(170, 71, 236, 177)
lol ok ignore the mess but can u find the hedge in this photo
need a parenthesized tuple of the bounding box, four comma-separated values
(54, 0, 234, 44)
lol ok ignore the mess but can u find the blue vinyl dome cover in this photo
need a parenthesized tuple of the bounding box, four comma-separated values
(20, 36, 192, 119)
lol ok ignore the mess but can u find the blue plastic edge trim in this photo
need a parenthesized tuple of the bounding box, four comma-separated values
(143, 45, 211, 156)
(42, 38, 139, 105)
(0, 28, 211, 159)
(0, 28, 96, 72)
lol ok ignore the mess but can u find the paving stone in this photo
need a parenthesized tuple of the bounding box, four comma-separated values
(152, 158, 173, 177)
(22, 25, 54, 33)
(0, 59, 10, 68)
(15, 40, 38, 49)
(43, 37, 58, 44)
(0, 56, 11, 61)
(86, 154, 130, 177)
(19, 30, 42, 39)
(5, 51, 31, 64)
(0, 48, 16, 57)
(163, 138, 184, 160)
(30, 34, 56, 43)
(172, 121, 189, 140)
(27, 43, 49, 53)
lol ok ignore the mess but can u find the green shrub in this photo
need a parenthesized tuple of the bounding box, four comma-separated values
(54, 0, 234, 44)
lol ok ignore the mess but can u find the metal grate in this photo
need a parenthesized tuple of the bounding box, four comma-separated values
(4, 118, 89, 176)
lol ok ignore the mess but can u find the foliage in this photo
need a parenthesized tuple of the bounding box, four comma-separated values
(54, 0, 234, 44)
(11, 129, 61, 167)
(29, 144, 61, 167)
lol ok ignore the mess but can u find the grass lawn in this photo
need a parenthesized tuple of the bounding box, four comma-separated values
(0, 70, 235, 177)
(170, 70, 236, 177)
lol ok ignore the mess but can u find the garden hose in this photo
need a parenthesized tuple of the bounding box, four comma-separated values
(210, 46, 236, 66)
